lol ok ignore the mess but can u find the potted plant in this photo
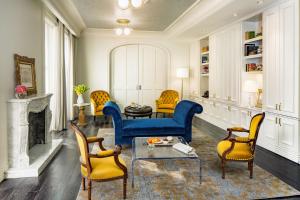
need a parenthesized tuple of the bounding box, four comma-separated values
(74, 84, 89, 104)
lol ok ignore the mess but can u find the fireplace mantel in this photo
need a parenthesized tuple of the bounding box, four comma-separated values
(6, 94, 63, 178)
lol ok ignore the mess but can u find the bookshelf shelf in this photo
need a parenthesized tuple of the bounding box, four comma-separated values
(244, 54, 262, 59)
(202, 51, 209, 55)
(244, 36, 263, 44)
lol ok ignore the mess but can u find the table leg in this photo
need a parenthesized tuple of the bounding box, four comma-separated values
(131, 159, 135, 188)
(78, 106, 87, 126)
(199, 159, 202, 184)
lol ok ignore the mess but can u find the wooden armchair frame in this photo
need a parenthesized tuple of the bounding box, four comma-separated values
(218, 113, 265, 179)
(71, 122, 128, 200)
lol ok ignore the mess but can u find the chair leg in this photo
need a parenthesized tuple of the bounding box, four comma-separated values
(163, 113, 166, 118)
(156, 112, 158, 118)
(88, 179, 92, 200)
(249, 161, 253, 179)
(93, 116, 96, 121)
(123, 177, 127, 199)
(82, 177, 86, 190)
(221, 159, 225, 179)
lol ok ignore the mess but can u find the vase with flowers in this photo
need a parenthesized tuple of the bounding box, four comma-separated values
(74, 84, 89, 104)
(15, 85, 27, 99)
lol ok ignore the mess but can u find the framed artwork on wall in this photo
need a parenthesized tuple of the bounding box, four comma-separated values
(14, 54, 37, 95)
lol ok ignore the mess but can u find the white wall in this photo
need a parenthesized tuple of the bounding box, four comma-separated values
(76, 30, 190, 107)
(0, 0, 44, 181)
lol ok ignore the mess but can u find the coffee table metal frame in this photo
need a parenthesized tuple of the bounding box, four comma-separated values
(131, 136, 202, 188)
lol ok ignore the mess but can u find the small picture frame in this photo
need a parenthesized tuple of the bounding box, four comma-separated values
(14, 54, 37, 95)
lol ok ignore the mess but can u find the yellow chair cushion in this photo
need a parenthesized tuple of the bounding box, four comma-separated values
(81, 155, 126, 180)
(96, 105, 104, 112)
(157, 104, 176, 109)
(217, 140, 253, 160)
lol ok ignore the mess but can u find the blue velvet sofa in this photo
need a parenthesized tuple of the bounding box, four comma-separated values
(103, 100, 203, 145)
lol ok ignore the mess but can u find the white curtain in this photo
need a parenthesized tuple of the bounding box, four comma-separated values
(45, 14, 75, 131)
(64, 30, 75, 120)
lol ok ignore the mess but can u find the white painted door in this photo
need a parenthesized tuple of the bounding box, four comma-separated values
(111, 44, 167, 110)
(111, 46, 128, 110)
(277, 116, 299, 162)
(258, 113, 278, 151)
(263, 6, 280, 113)
(278, 0, 298, 117)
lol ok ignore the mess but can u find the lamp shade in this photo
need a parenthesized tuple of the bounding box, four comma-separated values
(244, 80, 258, 93)
(176, 68, 189, 78)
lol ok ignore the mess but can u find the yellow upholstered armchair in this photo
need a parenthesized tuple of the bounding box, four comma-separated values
(90, 90, 110, 121)
(71, 122, 127, 200)
(155, 90, 179, 117)
(217, 112, 265, 179)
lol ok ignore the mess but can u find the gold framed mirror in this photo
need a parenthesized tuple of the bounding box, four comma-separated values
(14, 54, 37, 95)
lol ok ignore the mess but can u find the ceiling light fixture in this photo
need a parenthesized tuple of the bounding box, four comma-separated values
(257, 0, 264, 5)
(118, 0, 129, 9)
(115, 19, 132, 36)
(117, 0, 148, 9)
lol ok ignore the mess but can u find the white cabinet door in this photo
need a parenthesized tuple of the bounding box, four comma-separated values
(228, 24, 241, 104)
(111, 45, 168, 110)
(240, 110, 252, 129)
(263, 6, 280, 112)
(277, 117, 299, 162)
(209, 35, 217, 99)
(126, 45, 140, 106)
(258, 113, 278, 151)
(229, 106, 240, 127)
(278, 0, 298, 118)
(189, 42, 200, 96)
(111, 46, 127, 110)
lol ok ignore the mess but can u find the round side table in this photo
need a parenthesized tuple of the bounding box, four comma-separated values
(124, 106, 153, 119)
(74, 103, 90, 126)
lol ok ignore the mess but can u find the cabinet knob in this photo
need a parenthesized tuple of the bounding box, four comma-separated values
(275, 117, 278, 124)
(275, 104, 278, 110)
(279, 103, 282, 111)
(279, 118, 282, 126)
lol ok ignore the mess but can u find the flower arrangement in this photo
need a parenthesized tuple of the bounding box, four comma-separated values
(15, 85, 27, 99)
(74, 84, 89, 96)
(74, 84, 89, 104)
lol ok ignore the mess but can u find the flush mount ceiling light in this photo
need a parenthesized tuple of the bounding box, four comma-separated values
(114, 19, 132, 36)
(257, 0, 264, 5)
(117, 0, 149, 9)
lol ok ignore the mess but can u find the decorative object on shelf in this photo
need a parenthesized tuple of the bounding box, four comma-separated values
(246, 63, 263, 72)
(117, 0, 149, 9)
(201, 46, 209, 53)
(114, 18, 132, 36)
(256, 89, 263, 108)
(244, 80, 258, 108)
(202, 56, 208, 64)
(245, 31, 255, 40)
(202, 91, 209, 99)
(74, 84, 89, 104)
(202, 66, 209, 73)
(14, 54, 37, 95)
(257, 45, 263, 54)
(15, 85, 27, 99)
(176, 68, 189, 100)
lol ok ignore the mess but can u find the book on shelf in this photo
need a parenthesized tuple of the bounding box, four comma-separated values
(246, 63, 263, 72)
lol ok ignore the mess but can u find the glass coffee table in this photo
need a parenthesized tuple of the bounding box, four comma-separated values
(131, 136, 202, 188)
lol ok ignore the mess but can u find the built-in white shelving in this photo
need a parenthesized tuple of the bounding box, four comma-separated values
(244, 36, 263, 44)
(244, 54, 262, 59)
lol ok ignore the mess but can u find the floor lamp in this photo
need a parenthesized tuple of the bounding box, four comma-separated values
(176, 68, 189, 100)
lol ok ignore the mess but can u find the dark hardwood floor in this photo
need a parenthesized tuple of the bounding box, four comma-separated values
(0, 115, 299, 200)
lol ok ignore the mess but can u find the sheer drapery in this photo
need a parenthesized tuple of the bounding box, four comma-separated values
(45, 14, 75, 131)
(64, 30, 75, 120)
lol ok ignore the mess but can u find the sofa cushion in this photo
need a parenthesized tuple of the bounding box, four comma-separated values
(122, 118, 184, 136)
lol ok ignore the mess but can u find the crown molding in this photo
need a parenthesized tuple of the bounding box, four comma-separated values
(81, 28, 192, 43)
(164, 0, 236, 38)
(41, 0, 86, 36)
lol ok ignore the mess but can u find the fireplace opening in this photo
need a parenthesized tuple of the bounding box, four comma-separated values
(28, 109, 46, 150)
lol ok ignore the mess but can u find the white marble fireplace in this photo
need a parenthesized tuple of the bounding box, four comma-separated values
(6, 94, 63, 178)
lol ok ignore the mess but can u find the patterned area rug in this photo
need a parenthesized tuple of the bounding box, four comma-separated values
(76, 127, 300, 200)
